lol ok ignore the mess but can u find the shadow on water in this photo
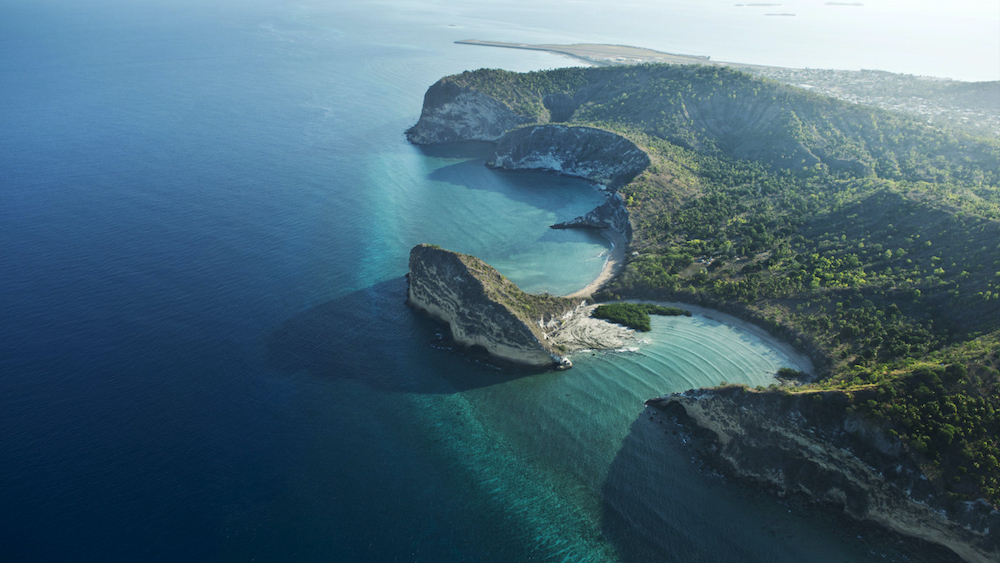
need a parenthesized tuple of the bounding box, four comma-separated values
(266, 277, 540, 394)
(600, 408, 962, 563)
(413, 141, 497, 160)
(599, 410, 776, 563)
(416, 142, 608, 216)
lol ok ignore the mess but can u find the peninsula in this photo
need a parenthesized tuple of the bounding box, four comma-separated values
(406, 244, 636, 370)
(405, 62, 1000, 561)
(455, 40, 714, 67)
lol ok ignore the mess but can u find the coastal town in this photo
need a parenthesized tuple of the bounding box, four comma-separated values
(747, 67, 1000, 137)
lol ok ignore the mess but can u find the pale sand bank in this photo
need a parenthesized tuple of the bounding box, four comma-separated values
(563, 227, 626, 300)
(546, 303, 636, 351)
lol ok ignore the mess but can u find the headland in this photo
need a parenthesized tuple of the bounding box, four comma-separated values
(403, 62, 1000, 561)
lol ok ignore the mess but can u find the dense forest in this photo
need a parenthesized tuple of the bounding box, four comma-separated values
(447, 64, 1000, 506)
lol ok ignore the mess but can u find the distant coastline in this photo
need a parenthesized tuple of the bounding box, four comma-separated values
(455, 40, 1000, 137)
(455, 39, 779, 71)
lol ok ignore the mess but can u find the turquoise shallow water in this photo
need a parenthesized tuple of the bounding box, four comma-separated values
(364, 142, 610, 295)
(1, 0, 985, 561)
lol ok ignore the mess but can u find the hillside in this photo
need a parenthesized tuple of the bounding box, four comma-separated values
(407, 244, 578, 369)
(456, 41, 1000, 138)
(420, 64, 1000, 510)
(745, 67, 1000, 138)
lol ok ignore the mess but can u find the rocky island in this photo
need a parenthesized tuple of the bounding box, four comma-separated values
(405, 63, 1000, 561)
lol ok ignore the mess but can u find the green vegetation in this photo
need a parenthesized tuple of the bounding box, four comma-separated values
(776, 367, 807, 379)
(446, 65, 1000, 506)
(449, 247, 579, 326)
(846, 335, 1000, 502)
(746, 67, 1000, 138)
(593, 303, 691, 331)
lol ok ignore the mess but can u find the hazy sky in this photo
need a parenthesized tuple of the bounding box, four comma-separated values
(384, 0, 1000, 80)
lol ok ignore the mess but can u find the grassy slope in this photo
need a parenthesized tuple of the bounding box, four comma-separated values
(447, 247, 578, 343)
(444, 65, 1000, 505)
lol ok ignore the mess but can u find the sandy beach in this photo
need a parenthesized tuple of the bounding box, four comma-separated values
(558, 230, 811, 375)
(548, 297, 814, 376)
(563, 227, 626, 299)
(632, 300, 815, 375)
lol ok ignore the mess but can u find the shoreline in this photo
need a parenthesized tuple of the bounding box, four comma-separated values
(557, 228, 812, 375)
(546, 303, 636, 352)
(632, 299, 815, 376)
(562, 227, 626, 299)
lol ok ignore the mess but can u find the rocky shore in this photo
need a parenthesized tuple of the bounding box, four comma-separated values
(646, 387, 999, 563)
(485, 124, 649, 191)
(405, 79, 534, 144)
(406, 76, 645, 268)
(405, 68, 997, 561)
(406, 244, 634, 370)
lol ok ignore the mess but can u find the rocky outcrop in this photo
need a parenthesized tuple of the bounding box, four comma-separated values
(550, 193, 632, 240)
(406, 80, 535, 144)
(646, 387, 999, 563)
(407, 244, 575, 369)
(486, 125, 650, 190)
(406, 82, 649, 246)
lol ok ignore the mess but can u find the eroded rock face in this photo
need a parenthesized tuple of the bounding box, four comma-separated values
(486, 125, 650, 190)
(406, 244, 572, 369)
(647, 388, 999, 563)
(406, 80, 535, 144)
(550, 194, 632, 240)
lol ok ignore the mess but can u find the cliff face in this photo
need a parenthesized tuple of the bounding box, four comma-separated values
(407, 244, 574, 369)
(407, 81, 649, 247)
(647, 388, 999, 563)
(486, 125, 650, 191)
(550, 193, 632, 240)
(406, 79, 535, 144)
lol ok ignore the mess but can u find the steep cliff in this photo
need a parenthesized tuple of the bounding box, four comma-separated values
(646, 387, 999, 563)
(407, 244, 575, 369)
(407, 81, 650, 247)
(486, 125, 650, 191)
(550, 193, 632, 239)
(406, 79, 535, 144)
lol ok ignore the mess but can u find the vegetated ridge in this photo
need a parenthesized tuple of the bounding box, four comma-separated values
(408, 63, 1000, 560)
(457, 40, 1000, 138)
(407, 244, 577, 369)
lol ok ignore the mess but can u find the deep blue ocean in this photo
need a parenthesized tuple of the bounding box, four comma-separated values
(2, 1, 996, 561)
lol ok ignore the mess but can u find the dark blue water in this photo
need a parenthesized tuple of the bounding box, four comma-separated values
(1, 1, 969, 561)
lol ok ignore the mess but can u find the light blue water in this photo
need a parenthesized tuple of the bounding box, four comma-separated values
(1, 1, 986, 561)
